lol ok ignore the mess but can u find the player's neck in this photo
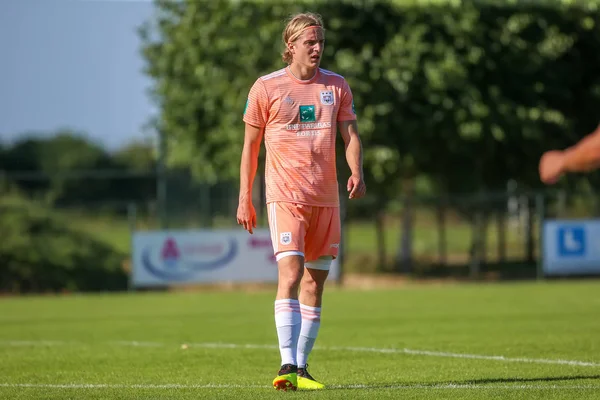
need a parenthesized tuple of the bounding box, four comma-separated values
(288, 63, 318, 81)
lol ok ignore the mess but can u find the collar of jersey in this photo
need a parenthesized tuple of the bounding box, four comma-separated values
(286, 66, 320, 84)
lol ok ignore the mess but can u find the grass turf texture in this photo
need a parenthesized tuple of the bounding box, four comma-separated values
(1, 280, 599, 399)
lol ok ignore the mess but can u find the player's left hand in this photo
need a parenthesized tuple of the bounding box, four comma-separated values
(347, 174, 366, 199)
(237, 200, 257, 234)
(539, 150, 565, 185)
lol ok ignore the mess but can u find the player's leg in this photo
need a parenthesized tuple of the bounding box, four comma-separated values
(268, 202, 309, 391)
(273, 254, 304, 391)
(296, 206, 340, 390)
(296, 261, 329, 389)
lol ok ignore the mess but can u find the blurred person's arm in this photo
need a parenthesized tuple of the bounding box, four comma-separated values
(562, 126, 600, 171)
(539, 124, 600, 184)
(237, 123, 264, 234)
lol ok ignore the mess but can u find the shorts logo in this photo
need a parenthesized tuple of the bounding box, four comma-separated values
(320, 90, 334, 105)
(299, 105, 316, 122)
(280, 232, 292, 245)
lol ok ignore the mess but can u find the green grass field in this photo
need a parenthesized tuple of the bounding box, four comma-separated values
(1, 280, 599, 399)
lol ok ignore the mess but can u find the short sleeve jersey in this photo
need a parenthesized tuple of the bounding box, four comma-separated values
(243, 67, 356, 207)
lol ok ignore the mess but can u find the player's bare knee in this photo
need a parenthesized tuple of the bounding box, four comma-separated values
(301, 280, 322, 300)
(302, 268, 327, 296)
(277, 255, 304, 290)
(281, 272, 303, 291)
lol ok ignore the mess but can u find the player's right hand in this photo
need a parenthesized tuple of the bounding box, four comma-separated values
(237, 201, 257, 234)
(539, 150, 565, 185)
(347, 174, 366, 199)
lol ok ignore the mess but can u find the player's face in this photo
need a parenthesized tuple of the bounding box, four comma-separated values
(291, 27, 325, 69)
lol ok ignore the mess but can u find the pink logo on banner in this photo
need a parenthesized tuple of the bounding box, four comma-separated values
(248, 237, 272, 249)
(247, 236, 276, 264)
(248, 237, 277, 264)
(161, 238, 180, 267)
(142, 235, 238, 280)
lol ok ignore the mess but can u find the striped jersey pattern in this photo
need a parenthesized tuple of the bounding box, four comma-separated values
(243, 67, 356, 207)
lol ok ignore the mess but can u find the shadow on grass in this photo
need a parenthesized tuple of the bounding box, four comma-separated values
(327, 374, 600, 390)
(440, 374, 600, 386)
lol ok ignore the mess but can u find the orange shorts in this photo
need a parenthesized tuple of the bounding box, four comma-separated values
(267, 202, 341, 263)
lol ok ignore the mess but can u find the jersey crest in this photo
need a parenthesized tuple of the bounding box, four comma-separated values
(320, 90, 334, 105)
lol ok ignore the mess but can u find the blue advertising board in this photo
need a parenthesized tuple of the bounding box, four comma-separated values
(542, 219, 600, 275)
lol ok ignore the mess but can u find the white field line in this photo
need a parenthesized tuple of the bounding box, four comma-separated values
(0, 383, 598, 390)
(329, 346, 600, 368)
(2, 340, 600, 368)
(1, 340, 68, 346)
(166, 341, 600, 368)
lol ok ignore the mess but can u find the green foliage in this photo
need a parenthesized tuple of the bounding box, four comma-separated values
(38, 132, 109, 173)
(379, 2, 600, 194)
(4, 130, 108, 171)
(139, 0, 300, 182)
(140, 0, 600, 199)
(113, 140, 157, 172)
(1, 132, 159, 207)
(2, 131, 112, 203)
(0, 196, 128, 293)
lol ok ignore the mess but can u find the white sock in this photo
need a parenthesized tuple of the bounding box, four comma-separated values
(274, 299, 301, 366)
(297, 304, 321, 368)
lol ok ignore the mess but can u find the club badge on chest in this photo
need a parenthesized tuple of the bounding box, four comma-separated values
(320, 90, 334, 106)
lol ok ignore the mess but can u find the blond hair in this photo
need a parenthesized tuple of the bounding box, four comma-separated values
(281, 12, 325, 65)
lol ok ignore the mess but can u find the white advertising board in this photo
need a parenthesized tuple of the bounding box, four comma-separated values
(132, 229, 340, 287)
(542, 219, 600, 276)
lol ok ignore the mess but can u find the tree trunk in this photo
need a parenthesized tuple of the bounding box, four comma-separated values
(396, 178, 414, 273)
(480, 212, 488, 265)
(436, 197, 447, 266)
(469, 206, 484, 279)
(525, 196, 535, 264)
(375, 210, 387, 271)
(497, 210, 506, 263)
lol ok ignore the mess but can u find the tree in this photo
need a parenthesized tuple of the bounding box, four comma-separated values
(113, 140, 157, 172)
(1, 131, 154, 207)
(139, 0, 600, 187)
(139, 0, 600, 270)
(3, 131, 113, 204)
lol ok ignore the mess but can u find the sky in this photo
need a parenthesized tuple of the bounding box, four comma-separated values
(0, 0, 158, 150)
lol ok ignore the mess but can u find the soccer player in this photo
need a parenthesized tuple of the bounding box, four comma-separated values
(539, 124, 600, 184)
(236, 12, 366, 391)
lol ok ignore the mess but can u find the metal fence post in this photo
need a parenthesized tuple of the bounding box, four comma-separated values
(536, 193, 546, 281)
(157, 128, 168, 229)
(127, 202, 138, 291)
(470, 209, 483, 280)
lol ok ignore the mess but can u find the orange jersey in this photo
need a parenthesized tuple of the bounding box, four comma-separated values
(243, 67, 357, 207)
